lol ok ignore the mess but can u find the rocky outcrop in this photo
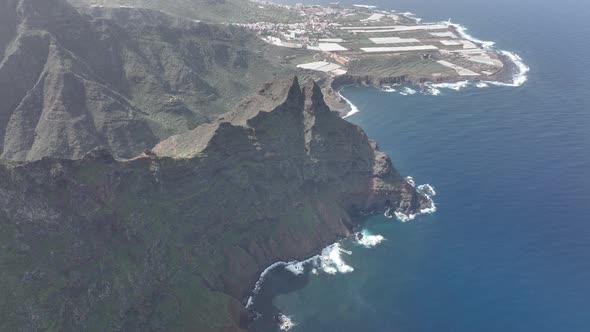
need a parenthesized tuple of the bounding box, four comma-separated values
(0, 76, 430, 331)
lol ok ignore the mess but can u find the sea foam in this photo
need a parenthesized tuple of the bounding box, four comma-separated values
(247, 242, 357, 307)
(428, 81, 471, 91)
(340, 90, 361, 118)
(356, 229, 386, 248)
(277, 314, 296, 331)
(399, 87, 417, 96)
(444, 21, 529, 87)
(283, 243, 355, 276)
(446, 22, 496, 49)
(485, 50, 530, 87)
(317, 243, 354, 275)
(400, 12, 422, 22)
(380, 85, 397, 93)
(246, 261, 291, 308)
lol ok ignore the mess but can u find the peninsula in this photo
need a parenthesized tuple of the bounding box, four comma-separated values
(241, 3, 512, 88)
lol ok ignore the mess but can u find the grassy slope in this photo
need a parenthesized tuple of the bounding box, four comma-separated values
(0, 153, 345, 331)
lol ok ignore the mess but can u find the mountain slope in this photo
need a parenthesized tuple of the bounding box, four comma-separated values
(0, 0, 297, 161)
(0, 77, 430, 331)
(68, 0, 302, 24)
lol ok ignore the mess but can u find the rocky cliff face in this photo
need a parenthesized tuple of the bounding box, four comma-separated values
(0, 76, 430, 331)
(0, 0, 294, 161)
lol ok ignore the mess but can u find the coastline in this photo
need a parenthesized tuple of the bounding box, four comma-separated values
(247, 2, 529, 118)
(246, 176, 438, 330)
(244, 4, 527, 331)
(338, 90, 361, 118)
(324, 17, 529, 117)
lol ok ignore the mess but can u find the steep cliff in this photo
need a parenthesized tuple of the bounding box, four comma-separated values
(0, 0, 296, 161)
(0, 76, 430, 331)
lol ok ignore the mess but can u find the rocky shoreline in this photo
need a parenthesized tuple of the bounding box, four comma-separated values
(323, 54, 519, 117)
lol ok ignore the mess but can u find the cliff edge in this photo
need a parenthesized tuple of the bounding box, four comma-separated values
(0, 77, 430, 331)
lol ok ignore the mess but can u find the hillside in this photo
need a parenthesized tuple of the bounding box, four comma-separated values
(0, 0, 300, 161)
(68, 0, 302, 24)
(0, 76, 430, 331)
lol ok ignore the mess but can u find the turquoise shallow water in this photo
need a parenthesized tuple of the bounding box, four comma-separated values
(252, 0, 590, 331)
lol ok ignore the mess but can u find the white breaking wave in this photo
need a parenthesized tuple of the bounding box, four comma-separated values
(317, 243, 354, 274)
(246, 261, 291, 308)
(485, 50, 530, 87)
(406, 176, 416, 187)
(381, 85, 397, 93)
(428, 81, 471, 91)
(423, 85, 441, 96)
(247, 241, 357, 308)
(400, 12, 422, 22)
(282, 243, 356, 276)
(277, 314, 296, 331)
(340, 90, 361, 118)
(444, 21, 529, 87)
(399, 87, 417, 96)
(476, 82, 489, 88)
(446, 22, 496, 49)
(417, 184, 437, 197)
(356, 229, 386, 248)
(282, 243, 355, 276)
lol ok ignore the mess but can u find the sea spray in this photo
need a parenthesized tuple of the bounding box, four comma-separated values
(247, 243, 356, 308)
(485, 50, 530, 87)
(380, 85, 397, 93)
(277, 314, 296, 331)
(248, 229, 391, 308)
(444, 21, 530, 87)
(340, 90, 361, 118)
(399, 87, 417, 96)
(445, 22, 496, 49)
(318, 243, 354, 274)
(247, 261, 294, 308)
(428, 81, 471, 91)
(356, 229, 386, 248)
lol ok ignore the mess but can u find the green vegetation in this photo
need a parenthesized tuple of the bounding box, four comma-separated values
(349, 54, 454, 79)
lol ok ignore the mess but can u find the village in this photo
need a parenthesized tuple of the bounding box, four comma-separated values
(241, 2, 506, 81)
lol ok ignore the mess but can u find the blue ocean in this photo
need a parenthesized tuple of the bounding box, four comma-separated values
(252, 0, 590, 331)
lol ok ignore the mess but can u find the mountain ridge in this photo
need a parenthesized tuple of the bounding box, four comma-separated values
(0, 75, 430, 331)
(0, 0, 299, 161)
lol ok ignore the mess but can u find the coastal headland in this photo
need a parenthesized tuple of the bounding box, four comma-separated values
(240, 2, 525, 115)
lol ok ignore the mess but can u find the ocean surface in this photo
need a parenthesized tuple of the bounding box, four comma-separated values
(251, 0, 590, 331)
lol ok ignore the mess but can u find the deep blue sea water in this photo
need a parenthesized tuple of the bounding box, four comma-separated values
(253, 1, 590, 331)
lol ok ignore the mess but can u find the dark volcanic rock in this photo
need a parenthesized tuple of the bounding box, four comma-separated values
(0, 76, 430, 331)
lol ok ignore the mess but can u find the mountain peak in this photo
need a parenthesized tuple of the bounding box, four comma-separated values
(154, 76, 317, 158)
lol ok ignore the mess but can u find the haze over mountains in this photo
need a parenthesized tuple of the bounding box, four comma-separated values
(0, 0, 298, 161)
